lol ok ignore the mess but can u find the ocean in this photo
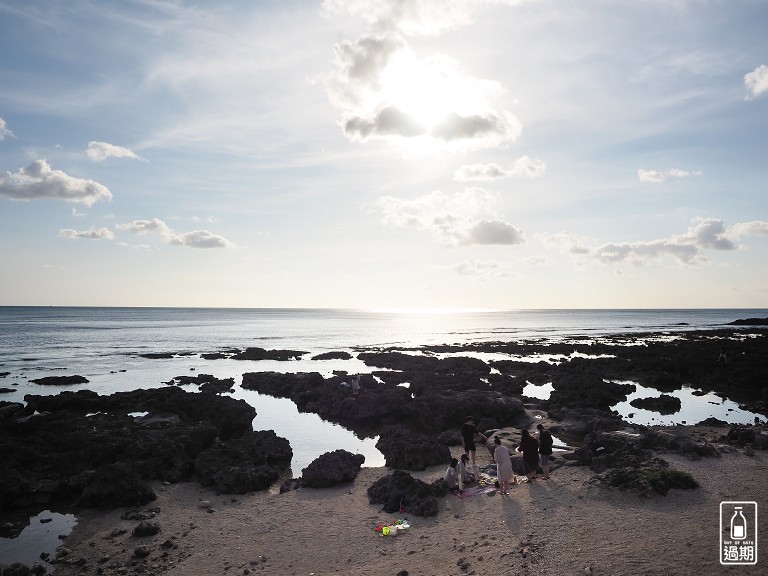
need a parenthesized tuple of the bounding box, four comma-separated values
(1, 307, 766, 474)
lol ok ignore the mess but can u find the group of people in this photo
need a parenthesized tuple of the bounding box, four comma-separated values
(444, 416, 554, 494)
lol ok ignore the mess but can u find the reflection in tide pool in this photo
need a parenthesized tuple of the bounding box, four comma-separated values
(611, 381, 763, 426)
(0, 510, 77, 570)
(232, 389, 385, 477)
(522, 380, 762, 427)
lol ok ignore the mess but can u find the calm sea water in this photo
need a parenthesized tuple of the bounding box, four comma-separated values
(1, 307, 766, 474)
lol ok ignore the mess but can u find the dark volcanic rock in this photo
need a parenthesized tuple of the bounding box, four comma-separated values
(375, 426, 451, 471)
(629, 394, 682, 415)
(232, 347, 307, 361)
(367, 469, 446, 517)
(79, 463, 157, 508)
(594, 460, 699, 495)
(194, 430, 292, 494)
(729, 318, 768, 325)
(549, 377, 635, 410)
(311, 351, 353, 360)
(0, 388, 15, 394)
(0, 388, 288, 512)
(139, 352, 176, 359)
(29, 375, 89, 386)
(301, 449, 365, 487)
(168, 374, 235, 394)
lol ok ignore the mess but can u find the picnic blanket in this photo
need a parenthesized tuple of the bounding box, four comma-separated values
(453, 484, 497, 498)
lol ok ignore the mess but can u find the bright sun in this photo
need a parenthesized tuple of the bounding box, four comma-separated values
(379, 50, 490, 131)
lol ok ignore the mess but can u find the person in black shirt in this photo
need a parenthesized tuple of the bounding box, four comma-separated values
(460, 416, 487, 470)
(537, 423, 554, 479)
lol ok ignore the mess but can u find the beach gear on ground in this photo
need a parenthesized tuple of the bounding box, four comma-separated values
(374, 519, 411, 536)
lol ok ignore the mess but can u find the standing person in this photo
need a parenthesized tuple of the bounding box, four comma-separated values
(517, 428, 540, 481)
(493, 436, 514, 495)
(537, 423, 553, 480)
(460, 416, 487, 470)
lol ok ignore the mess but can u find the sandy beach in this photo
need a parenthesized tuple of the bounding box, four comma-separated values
(50, 434, 767, 576)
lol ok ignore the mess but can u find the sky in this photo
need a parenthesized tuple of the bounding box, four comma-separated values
(1, 0, 767, 310)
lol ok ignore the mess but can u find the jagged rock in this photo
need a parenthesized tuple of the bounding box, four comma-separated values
(301, 449, 365, 487)
(194, 430, 292, 494)
(0, 388, 270, 512)
(375, 426, 450, 471)
(367, 469, 444, 517)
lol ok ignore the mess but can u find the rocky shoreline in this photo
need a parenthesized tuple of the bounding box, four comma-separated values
(1, 326, 767, 574)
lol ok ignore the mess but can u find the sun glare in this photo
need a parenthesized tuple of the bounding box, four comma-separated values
(380, 51, 490, 131)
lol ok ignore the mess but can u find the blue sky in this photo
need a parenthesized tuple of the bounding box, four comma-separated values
(1, 0, 767, 309)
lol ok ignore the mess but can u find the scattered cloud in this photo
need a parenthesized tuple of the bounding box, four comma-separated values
(730, 220, 768, 238)
(445, 258, 516, 278)
(376, 187, 525, 246)
(116, 217, 235, 249)
(59, 227, 115, 240)
(745, 64, 768, 100)
(637, 167, 702, 183)
(0, 117, 14, 140)
(86, 141, 146, 162)
(454, 156, 546, 181)
(544, 219, 759, 267)
(0, 160, 112, 206)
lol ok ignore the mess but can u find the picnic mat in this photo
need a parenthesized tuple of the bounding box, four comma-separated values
(453, 484, 497, 498)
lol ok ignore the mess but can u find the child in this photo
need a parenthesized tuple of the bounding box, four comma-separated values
(457, 453, 476, 488)
(444, 457, 459, 490)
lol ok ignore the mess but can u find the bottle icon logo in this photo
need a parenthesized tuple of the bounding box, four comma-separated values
(720, 501, 758, 565)
(731, 506, 747, 540)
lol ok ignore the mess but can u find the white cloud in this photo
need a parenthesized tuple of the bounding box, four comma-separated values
(547, 219, 746, 268)
(322, 0, 531, 36)
(637, 169, 666, 183)
(376, 187, 524, 246)
(116, 218, 235, 249)
(86, 141, 146, 162)
(0, 160, 112, 206)
(0, 117, 14, 140)
(446, 257, 516, 278)
(638, 167, 701, 183)
(455, 156, 546, 181)
(745, 64, 768, 100)
(729, 220, 768, 238)
(325, 32, 521, 151)
(59, 227, 115, 240)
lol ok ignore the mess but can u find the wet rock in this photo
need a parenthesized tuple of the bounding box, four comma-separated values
(232, 347, 307, 361)
(301, 449, 365, 488)
(311, 351, 353, 360)
(29, 375, 89, 386)
(549, 377, 635, 410)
